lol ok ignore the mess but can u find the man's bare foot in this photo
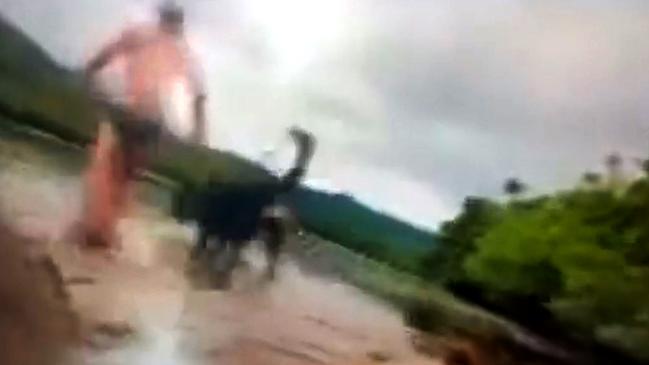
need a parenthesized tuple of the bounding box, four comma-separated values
(84, 230, 110, 249)
(75, 230, 123, 262)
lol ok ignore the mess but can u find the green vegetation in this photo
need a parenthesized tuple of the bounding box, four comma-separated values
(293, 231, 576, 364)
(420, 162, 649, 360)
(293, 232, 540, 340)
(287, 188, 438, 273)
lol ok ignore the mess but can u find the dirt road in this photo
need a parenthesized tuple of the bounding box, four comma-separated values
(51, 212, 441, 365)
(0, 135, 441, 365)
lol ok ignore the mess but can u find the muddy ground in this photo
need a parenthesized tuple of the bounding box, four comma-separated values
(0, 128, 444, 365)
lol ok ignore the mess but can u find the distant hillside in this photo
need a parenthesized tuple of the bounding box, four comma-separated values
(0, 13, 438, 268)
(0, 14, 94, 144)
(287, 188, 438, 271)
(0, 14, 68, 76)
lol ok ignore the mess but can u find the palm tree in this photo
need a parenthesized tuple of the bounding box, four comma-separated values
(605, 152, 623, 188)
(503, 178, 526, 198)
(582, 171, 602, 186)
(605, 153, 622, 171)
(638, 158, 649, 176)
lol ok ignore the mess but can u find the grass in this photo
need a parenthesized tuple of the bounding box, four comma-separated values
(291, 232, 572, 361)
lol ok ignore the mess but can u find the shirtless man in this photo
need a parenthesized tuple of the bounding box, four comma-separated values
(82, 1, 207, 250)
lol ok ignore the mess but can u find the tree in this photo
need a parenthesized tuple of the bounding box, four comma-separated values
(605, 152, 624, 188)
(503, 178, 526, 198)
(582, 171, 602, 186)
(638, 158, 649, 176)
(418, 197, 502, 283)
(605, 153, 622, 170)
(463, 184, 649, 359)
(419, 153, 649, 360)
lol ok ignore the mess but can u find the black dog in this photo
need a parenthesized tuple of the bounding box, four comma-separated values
(173, 127, 315, 287)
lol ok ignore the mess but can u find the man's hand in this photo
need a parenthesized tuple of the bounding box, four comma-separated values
(192, 95, 207, 145)
(82, 71, 103, 103)
(83, 28, 134, 102)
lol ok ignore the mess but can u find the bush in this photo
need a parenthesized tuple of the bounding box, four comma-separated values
(426, 169, 649, 360)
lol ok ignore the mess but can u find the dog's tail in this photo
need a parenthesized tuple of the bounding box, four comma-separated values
(278, 127, 316, 192)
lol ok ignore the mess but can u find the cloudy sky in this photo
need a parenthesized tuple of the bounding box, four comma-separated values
(2, 0, 649, 229)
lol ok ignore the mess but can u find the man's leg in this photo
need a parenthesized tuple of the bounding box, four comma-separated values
(83, 113, 159, 250)
(119, 131, 155, 216)
(100, 125, 153, 250)
(191, 227, 209, 260)
(83, 121, 125, 249)
(260, 217, 284, 280)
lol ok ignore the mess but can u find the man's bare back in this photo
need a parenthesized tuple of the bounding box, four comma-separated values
(98, 24, 204, 123)
(81, 1, 207, 249)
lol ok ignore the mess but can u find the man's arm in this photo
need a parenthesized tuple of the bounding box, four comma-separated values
(192, 94, 207, 145)
(188, 52, 208, 145)
(84, 29, 137, 78)
(85, 43, 119, 77)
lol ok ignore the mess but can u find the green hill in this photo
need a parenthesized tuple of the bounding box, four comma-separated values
(286, 188, 438, 272)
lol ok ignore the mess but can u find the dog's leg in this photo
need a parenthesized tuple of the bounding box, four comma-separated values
(261, 217, 284, 280)
(212, 240, 242, 289)
(265, 236, 280, 280)
(211, 235, 225, 255)
(190, 227, 208, 260)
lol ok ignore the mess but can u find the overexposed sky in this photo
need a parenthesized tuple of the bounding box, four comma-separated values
(2, 0, 649, 229)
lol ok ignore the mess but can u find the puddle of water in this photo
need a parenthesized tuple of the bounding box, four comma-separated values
(80, 325, 193, 365)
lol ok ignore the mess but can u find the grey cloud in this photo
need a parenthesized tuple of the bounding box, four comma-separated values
(300, 0, 649, 203)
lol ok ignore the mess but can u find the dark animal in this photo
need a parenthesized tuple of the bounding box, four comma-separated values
(173, 127, 315, 288)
